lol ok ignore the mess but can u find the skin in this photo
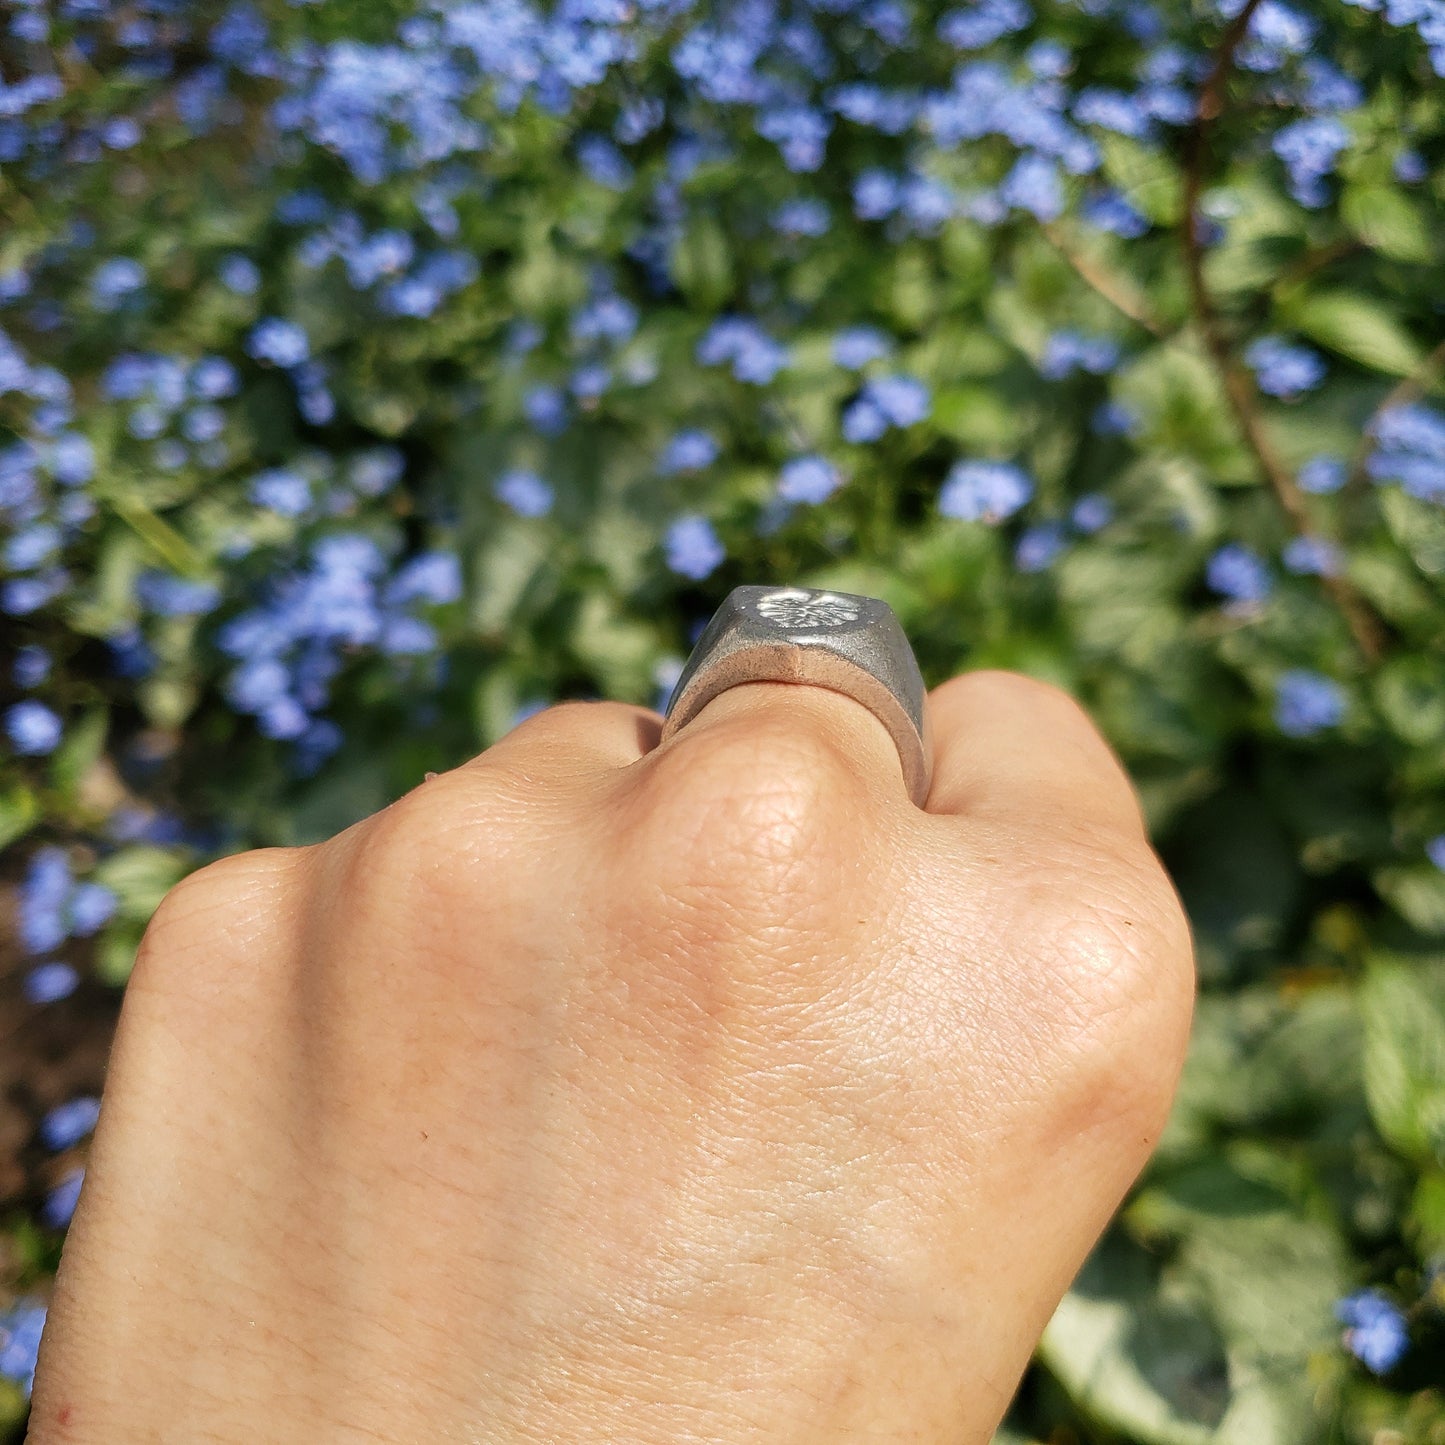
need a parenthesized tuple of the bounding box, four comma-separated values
(29, 669, 1195, 1443)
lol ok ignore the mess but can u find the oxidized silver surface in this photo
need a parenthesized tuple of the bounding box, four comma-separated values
(660, 585, 934, 806)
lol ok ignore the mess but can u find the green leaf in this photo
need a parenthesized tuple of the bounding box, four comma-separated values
(1408, 1169, 1445, 1255)
(0, 781, 39, 851)
(1374, 654, 1445, 746)
(1379, 485, 1445, 577)
(48, 707, 109, 798)
(95, 919, 146, 986)
(1341, 184, 1434, 265)
(1359, 959, 1445, 1163)
(1098, 132, 1183, 226)
(1373, 865, 1445, 936)
(668, 212, 734, 311)
(569, 590, 658, 700)
(92, 844, 193, 923)
(1041, 1234, 1229, 1445)
(1287, 291, 1422, 378)
(1162, 788, 1303, 981)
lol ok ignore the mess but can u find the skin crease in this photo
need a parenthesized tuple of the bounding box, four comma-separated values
(29, 669, 1195, 1444)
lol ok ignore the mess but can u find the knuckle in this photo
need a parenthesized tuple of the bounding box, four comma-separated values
(332, 766, 536, 909)
(133, 848, 301, 991)
(639, 717, 862, 877)
(1030, 841, 1195, 1139)
(616, 719, 875, 971)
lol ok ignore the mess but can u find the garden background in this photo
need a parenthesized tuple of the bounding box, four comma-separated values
(2, 0, 1444, 1437)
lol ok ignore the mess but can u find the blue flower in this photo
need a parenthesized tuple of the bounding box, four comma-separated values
(1282, 536, 1342, 576)
(571, 294, 638, 345)
(1026, 39, 1071, 77)
(664, 515, 725, 580)
(3, 522, 61, 571)
(833, 326, 890, 370)
(23, 961, 79, 1005)
(1367, 403, 1445, 503)
(577, 134, 632, 188)
(845, 374, 931, 441)
(42, 1168, 84, 1229)
(91, 257, 146, 310)
(379, 615, 439, 656)
(1426, 834, 1445, 871)
(1300, 58, 1364, 112)
(137, 571, 222, 616)
(0, 1297, 46, 1397)
(1207, 543, 1272, 604)
(773, 198, 831, 237)
(1015, 521, 1068, 571)
(1245, 336, 1326, 398)
(3, 569, 69, 616)
(1071, 494, 1114, 533)
(523, 383, 568, 435)
(1394, 149, 1428, 184)
(1335, 1290, 1408, 1374)
(39, 1096, 101, 1152)
(660, 430, 719, 474)
(778, 455, 843, 505)
(571, 362, 609, 399)
(1298, 455, 1346, 494)
(13, 645, 51, 688)
(938, 0, 1032, 49)
(387, 551, 463, 605)
(1000, 153, 1064, 221)
(1081, 189, 1150, 238)
(828, 84, 917, 135)
(247, 317, 310, 368)
(495, 469, 554, 517)
(696, 318, 789, 385)
(842, 397, 887, 443)
(219, 253, 261, 295)
(1074, 88, 1154, 138)
(249, 467, 310, 516)
(67, 882, 116, 935)
(5, 699, 62, 755)
(1040, 331, 1120, 380)
(1272, 116, 1351, 206)
(1275, 669, 1346, 736)
(49, 432, 94, 486)
(853, 169, 901, 220)
(756, 105, 830, 172)
(349, 447, 405, 497)
(939, 460, 1034, 522)
(1241, 0, 1316, 70)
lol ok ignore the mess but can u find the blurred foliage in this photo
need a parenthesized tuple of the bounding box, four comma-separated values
(2, 0, 1444, 1436)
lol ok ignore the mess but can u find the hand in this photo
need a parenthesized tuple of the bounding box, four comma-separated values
(30, 671, 1194, 1443)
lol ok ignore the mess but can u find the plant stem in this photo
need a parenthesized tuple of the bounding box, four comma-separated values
(1042, 224, 1168, 338)
(1180, 0, 1386, 664)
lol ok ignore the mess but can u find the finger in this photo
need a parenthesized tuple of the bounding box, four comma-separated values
(464, 699, 663, 781)
(638, 679, 911, 806)
(924, 670, 1147, 839)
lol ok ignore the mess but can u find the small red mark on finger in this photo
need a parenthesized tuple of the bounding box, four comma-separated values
(57, 1405, 74, 1425)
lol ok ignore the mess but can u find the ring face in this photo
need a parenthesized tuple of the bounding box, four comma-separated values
(753, 589, 863, 629)
(660, 584, 934, 806)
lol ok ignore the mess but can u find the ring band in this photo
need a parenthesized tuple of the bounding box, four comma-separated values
(660, 585, 934, 806)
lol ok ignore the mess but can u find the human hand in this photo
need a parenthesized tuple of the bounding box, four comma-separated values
(30, 670, 1193, 1442)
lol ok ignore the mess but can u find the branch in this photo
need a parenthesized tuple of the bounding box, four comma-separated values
(1180, 0, 1386, 664)
(1043, 224, 1168, 338)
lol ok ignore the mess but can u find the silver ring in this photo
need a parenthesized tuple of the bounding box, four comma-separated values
(659, 585, 934, 806)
